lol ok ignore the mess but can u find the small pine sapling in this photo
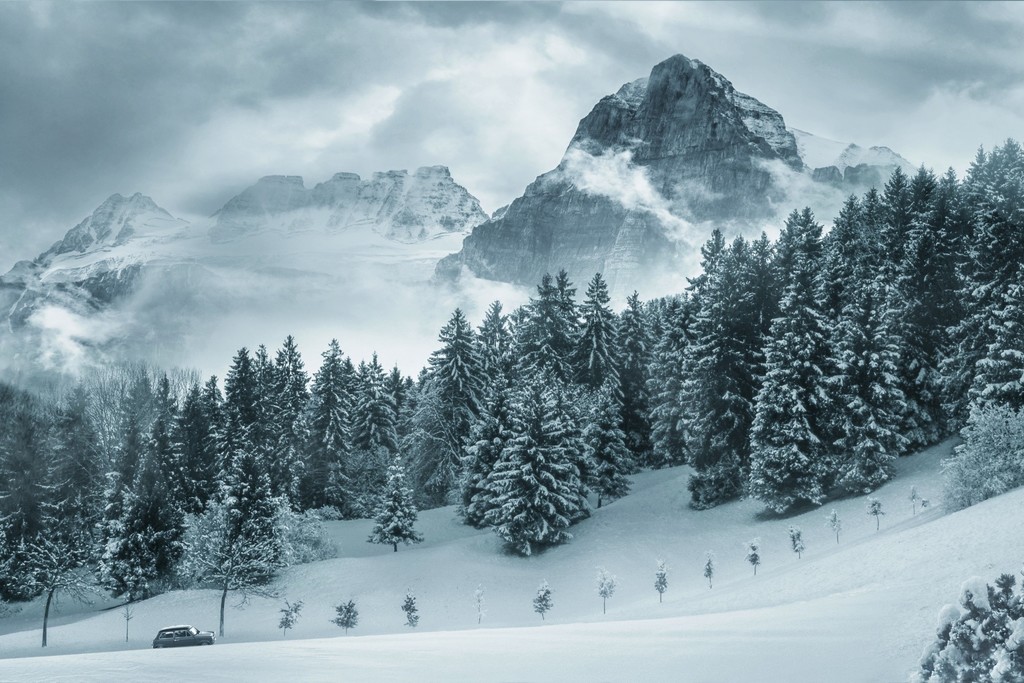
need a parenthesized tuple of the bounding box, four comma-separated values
(788, 526, 805, 559)
(703, 551, 716, 589)
(596, 568, 617, 615)
(910, 485, 920, 515)
(122, 597, 135, 643)
(745, 539, 761, 576)
(278, 599, 303, 637)
(533, 580, 553, 621)
(474, 585, 486, 625)
(826, 509, 842, 544)
(654, 560, 668, 604)
(332, 600, 359, 634)
(867, 497, 885, 530)
(402, 591, 419, 628)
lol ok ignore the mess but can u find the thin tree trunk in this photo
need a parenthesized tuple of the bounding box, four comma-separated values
(393, 543, 397, 552)
(602, 597, 606, 614)
(659, 592, 662, 604)
(219, 583, 229, 637)
(42, 589, 54, 648)
(875, 516, 880, 531)
(597, 496, 602, 509)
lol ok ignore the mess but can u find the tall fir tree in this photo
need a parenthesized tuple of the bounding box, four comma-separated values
(269, 335, 309, 505)
(482, 378, 588, 556)
(460, 378, 515, 528)
(222, 348, 260, 471)
(826, 278, 907, 492)
(411, 309, 485, 503)
(749, 209, 831, 512)
(682, 236, 761, 508)
(172, 382, 219, 515)
(477, 301, 513, 389)
(616, 291, 653, 460)
(573, 273, 620, 391)
(647, 296, 696, 468)
(352, 354, 400, 454)
(516, 273, 576, 383)
(301, 340, 353, 511)
(368, 457, 423, 552)
(584, 383, 632, 508)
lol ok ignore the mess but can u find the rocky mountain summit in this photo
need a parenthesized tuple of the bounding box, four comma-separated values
(437, 54, 913, 291)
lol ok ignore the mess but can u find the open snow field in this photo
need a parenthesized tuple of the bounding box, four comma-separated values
(2, 439, 1021, 682)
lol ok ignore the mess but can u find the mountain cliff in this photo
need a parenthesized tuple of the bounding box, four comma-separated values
(436, 54, 913, 291)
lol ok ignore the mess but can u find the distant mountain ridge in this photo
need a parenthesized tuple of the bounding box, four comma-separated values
(210, 166, 486, 243)
(0, 166, 488, 374)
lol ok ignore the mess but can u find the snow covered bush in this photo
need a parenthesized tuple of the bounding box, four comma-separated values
(654, 560, 668, 603)
(788, 526, 805, 559)
(914, 572, 1024, 682)
(278, 599, 303, 637)
(313, 506, 345, 521)
(867, 497, 885, 530)
(704, 551, 716, 589)
(533, 581, 553, 620)
(332, 600, 359, 634)
(402, 591, 420, 627)
(745, 539, 761, 576)
(277, 507, 337, 564)
(596, 567, 617, 614)
(943, 404, 1024, 511)
(474, 585, 486, 624)
(826, 509, 842, 543)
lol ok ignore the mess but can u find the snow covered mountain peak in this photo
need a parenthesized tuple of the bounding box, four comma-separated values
(39, 192, 183, 264)
(790, 128, 915, 176)
(210, 165, 486, 243)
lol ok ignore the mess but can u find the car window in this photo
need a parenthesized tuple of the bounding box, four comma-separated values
(160, 632, 174, 639)
(189, 627, 198, 636)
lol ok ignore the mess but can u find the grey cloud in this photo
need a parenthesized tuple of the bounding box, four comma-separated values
(1, 1, 1023, 272)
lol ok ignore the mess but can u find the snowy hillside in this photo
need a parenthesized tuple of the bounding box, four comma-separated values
(2, 439, 1021, 682)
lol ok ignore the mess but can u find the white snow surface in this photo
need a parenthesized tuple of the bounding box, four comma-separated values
(1, 439, 1022, 682)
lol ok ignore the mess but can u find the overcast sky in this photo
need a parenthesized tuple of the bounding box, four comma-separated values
(2, 1, 1023, 271)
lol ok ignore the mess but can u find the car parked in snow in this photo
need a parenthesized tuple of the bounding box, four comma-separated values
(152, 625, 216, 648)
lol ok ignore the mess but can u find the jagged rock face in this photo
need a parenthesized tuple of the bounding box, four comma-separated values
(438, 54, 807, 291)
(210, 166, 487, 243)
(438, 54, 916, 292)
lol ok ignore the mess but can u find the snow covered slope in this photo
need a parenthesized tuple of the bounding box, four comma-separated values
(1, 439, 1020, 682)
